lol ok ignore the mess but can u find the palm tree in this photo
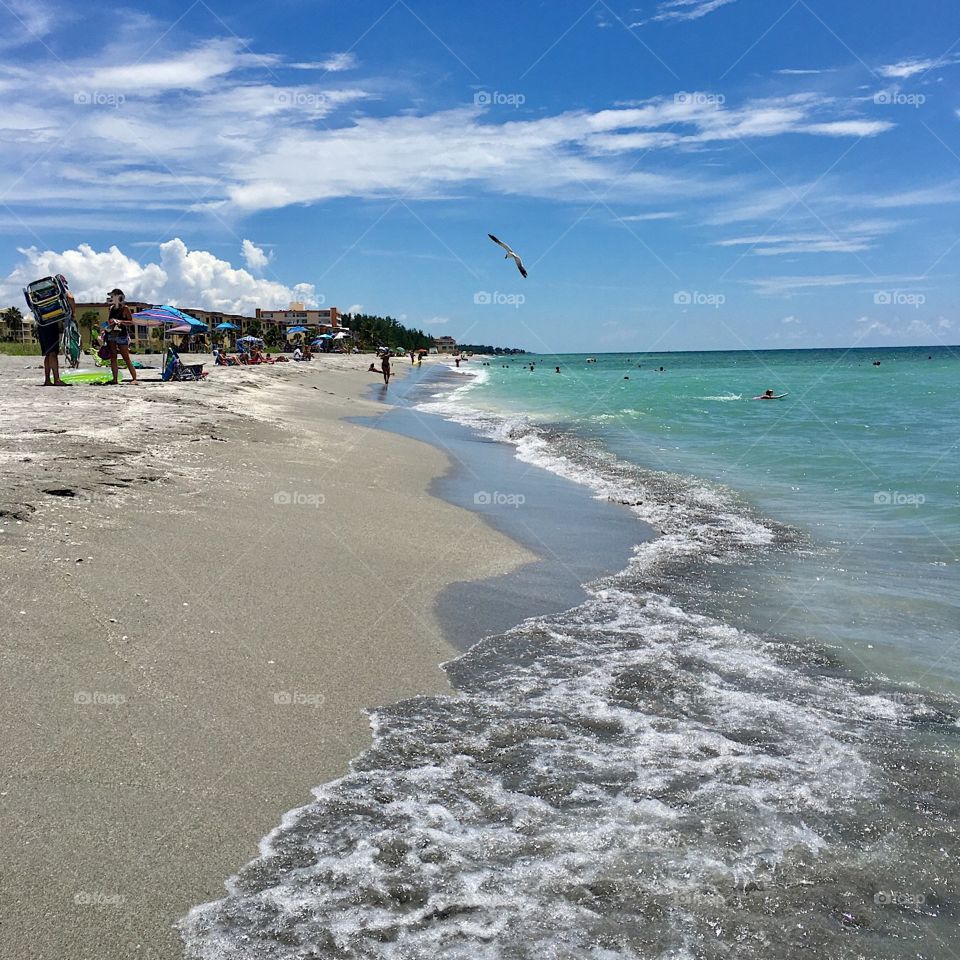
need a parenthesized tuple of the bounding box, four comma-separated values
(78, 310, 99, 347)
(1, 306, 24, 341)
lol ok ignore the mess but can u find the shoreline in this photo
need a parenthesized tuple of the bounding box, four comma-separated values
(360, 362, 655, 651)
(0, 353, 536, 959)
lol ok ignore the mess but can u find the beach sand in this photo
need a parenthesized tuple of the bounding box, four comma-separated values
(0, 353, 534, 959)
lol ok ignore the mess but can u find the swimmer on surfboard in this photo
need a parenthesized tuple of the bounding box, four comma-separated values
(752, 389, 788, 400)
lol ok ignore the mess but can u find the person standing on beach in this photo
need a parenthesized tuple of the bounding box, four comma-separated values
(380, 349, 391, 385)
(104, 288, 139, 385)
(39, 274, 75, 386)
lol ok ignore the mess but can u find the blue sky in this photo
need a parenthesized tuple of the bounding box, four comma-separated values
(0, 0, 958, 351)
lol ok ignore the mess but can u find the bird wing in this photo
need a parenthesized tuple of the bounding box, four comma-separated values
(514, 256, 528, 279)
(488, 233, 513, 254)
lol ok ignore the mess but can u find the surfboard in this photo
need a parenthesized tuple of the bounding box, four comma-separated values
(751, 393, 788, 400)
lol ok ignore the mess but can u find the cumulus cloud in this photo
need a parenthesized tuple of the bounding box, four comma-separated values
(241, 239, 271, 270)
(0, 239, 319, 313)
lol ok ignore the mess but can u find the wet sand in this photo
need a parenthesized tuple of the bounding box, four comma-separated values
(0, 353, 533, 959)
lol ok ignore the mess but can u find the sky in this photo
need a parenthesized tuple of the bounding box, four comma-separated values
(0, 0, 958, 352)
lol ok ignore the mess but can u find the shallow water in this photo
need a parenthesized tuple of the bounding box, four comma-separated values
(180, 348, 960, 959)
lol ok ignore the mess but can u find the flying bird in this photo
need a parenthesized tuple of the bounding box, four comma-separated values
(488, 234, 528, 278)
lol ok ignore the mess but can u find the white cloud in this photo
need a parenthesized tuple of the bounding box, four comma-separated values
(241, 239, 271, 270)
(781, 315, 800, 324)
(426, 316, 450, 326)
(617, 211, 678, 221)
(0, 0, 58, 50)
(802, 120, 893, 137)
(0, 239, 319, 313)
(345, 304, 363, 315)
(855, 317, 893, 336)
(717, 225, 892, 256)
(855, 183, 960, 208)
(320, 52, 359, 72)
(642, 0, 738, 23)
(748, 274, 926, 297)
(61, 38, 269, 97)
(878, 56, 960, 79)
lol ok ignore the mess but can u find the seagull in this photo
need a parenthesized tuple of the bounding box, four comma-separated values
(488, 234, 528, 278)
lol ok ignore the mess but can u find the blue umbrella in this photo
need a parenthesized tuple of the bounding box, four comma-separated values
(286, 325, 309, 334)
(132, 305, 207, 330)
(215, 321, 239, 330)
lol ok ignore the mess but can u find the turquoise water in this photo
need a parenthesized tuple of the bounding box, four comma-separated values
(446, 346, 960, 692)
(184, 346, 960, 959)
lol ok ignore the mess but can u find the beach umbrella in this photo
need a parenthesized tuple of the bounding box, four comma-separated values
(286, 325, 309, 334)
(215, 321, 239, 330)
(333, 331, 349, 339)
(132, 305, 207, 330)
(167, 323, 193, 334)
(237, 335, 264, 344)
(314, 333, 333, 340)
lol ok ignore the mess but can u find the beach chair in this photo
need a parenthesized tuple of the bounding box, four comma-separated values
(162, 347, 207, 382)
(23, 275, 80, 368)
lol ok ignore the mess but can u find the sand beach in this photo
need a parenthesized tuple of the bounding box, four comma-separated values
(0, 353, 533, 959)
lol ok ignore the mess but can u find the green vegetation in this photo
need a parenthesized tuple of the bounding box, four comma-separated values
(344, 313, 433, 352)
(0, 341, 41, 355)
(1, 306, 25, 341)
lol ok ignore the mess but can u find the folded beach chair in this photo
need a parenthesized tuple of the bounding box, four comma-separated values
(24, 275, 80, 368)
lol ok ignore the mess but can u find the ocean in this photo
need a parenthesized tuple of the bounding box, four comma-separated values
(181, 346, 960, 959)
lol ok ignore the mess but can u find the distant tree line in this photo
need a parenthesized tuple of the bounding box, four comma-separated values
(456, 343, 527, 355)
(344, 313, 434, 351)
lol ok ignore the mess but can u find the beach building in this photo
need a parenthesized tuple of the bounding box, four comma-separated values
(21, 298, 347, 353)
(256, 304, 341, 332)
(435, 335, 458, 354)
(7, 310, 39, 344)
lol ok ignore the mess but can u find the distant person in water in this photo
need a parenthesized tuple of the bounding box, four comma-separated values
(760, 389, 776, 399)
(555, 366, 560, 373)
